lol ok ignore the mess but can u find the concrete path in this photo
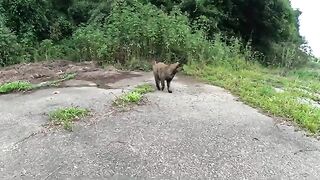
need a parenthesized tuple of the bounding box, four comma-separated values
(1, 72, 320, 179)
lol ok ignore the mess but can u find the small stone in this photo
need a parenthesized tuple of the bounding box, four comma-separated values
(53, 91, 60, 95)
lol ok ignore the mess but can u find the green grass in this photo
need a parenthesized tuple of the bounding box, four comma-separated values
(113, 83, 154, 107)
(0, 81, 33, 94)
(184, 62, 320, 133)
(0, 73, 77, 94)
(133, 84, 154, 94)
(49, 107, 89, 131)
(285, 61, 320, 80)
(34, 73, 77, 89)
(62, 73, 77, 80)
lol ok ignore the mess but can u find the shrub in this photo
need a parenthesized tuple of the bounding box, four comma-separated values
(69, 1, 252, 68)
(0, 20, 23, 66)
(33, 39, 65, 61)
(71, 26, 107, 62)
(68, 0, 98, 25)
(267, 42, 310, 68)
(1, 0, 51, 40)
(49, 16, 74, 41)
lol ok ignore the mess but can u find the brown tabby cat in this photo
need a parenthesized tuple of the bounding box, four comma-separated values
(152, 60, 181, 93)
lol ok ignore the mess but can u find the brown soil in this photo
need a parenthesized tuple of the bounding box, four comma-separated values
(0, 60, 141, 88)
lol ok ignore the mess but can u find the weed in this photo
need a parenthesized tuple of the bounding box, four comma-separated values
(34, 73, 77, 89)
(133, 84, 154, 94)
(119, 91, 142, 103)
(62, 73, 77, 80)
(49, 107, 89, 131)
(0, 81, 33, 94)
(113, 83, 154, 108)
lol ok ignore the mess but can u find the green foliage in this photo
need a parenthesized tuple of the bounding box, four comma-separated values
(0, 22, 23, 66)
(50, 0, 73, 13)
(71, 26, 106, 62)
(0, 81, 33, 94)
(146, 0, 308, 66)
(68, 0, 98, 25)
(66, 1, 259, 69)
(287, 62, 320, 80)
(0, 0, 313, 69)
(1, 0, 51, 40)
(49, 16, 74, 41)
(88, 0, 113, 25)
(33, 39, 63, 61)
(122, 57, 152, 71)
(49, 107, 89, 131)
(99, 1, 194, 63)
(266, 42, 311, 70)
(69, 1, 211, 65)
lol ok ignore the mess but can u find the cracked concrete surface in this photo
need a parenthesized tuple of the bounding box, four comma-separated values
(1, 72, 320, 179)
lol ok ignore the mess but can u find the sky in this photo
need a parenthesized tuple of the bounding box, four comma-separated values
(290, 0, 320, 57)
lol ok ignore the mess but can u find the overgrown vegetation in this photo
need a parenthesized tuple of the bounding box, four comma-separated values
(49, 107, 89, 131)
(113, 83, 154, 108)
(0, 81, 32, 94)
(0, 0, 313, 68)
(184, 62, 320, 133)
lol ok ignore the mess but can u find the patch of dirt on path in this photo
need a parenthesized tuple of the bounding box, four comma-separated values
(0, 60, 141, 88)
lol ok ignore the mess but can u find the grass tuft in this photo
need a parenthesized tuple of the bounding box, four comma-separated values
(133, 84, 154, 94)
(0, 81, 33, 94)
(49, 107, 89, 131)
(63, 73, 77, 80)
(113, 83, 154, 108)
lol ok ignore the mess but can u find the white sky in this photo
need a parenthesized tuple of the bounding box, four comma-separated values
(290, 0, 320, 57)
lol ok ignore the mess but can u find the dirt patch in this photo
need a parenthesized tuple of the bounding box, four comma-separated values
(77, 71, 140, 89)
(0, 60, 141, 89)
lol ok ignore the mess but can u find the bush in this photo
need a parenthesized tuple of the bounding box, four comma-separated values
(68, 0, 98, 25)
(33, 39, 65, 61)
(265, 42, 311, 72)
(68, 1, 251, 68)
(49, 16, 74, 41)
(71, 26, 107, 62)
(0, 21, 23, 66)
(98, 1, 194, 63)
(1, 0, 51, 40)
(88, 1, 113, 25)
